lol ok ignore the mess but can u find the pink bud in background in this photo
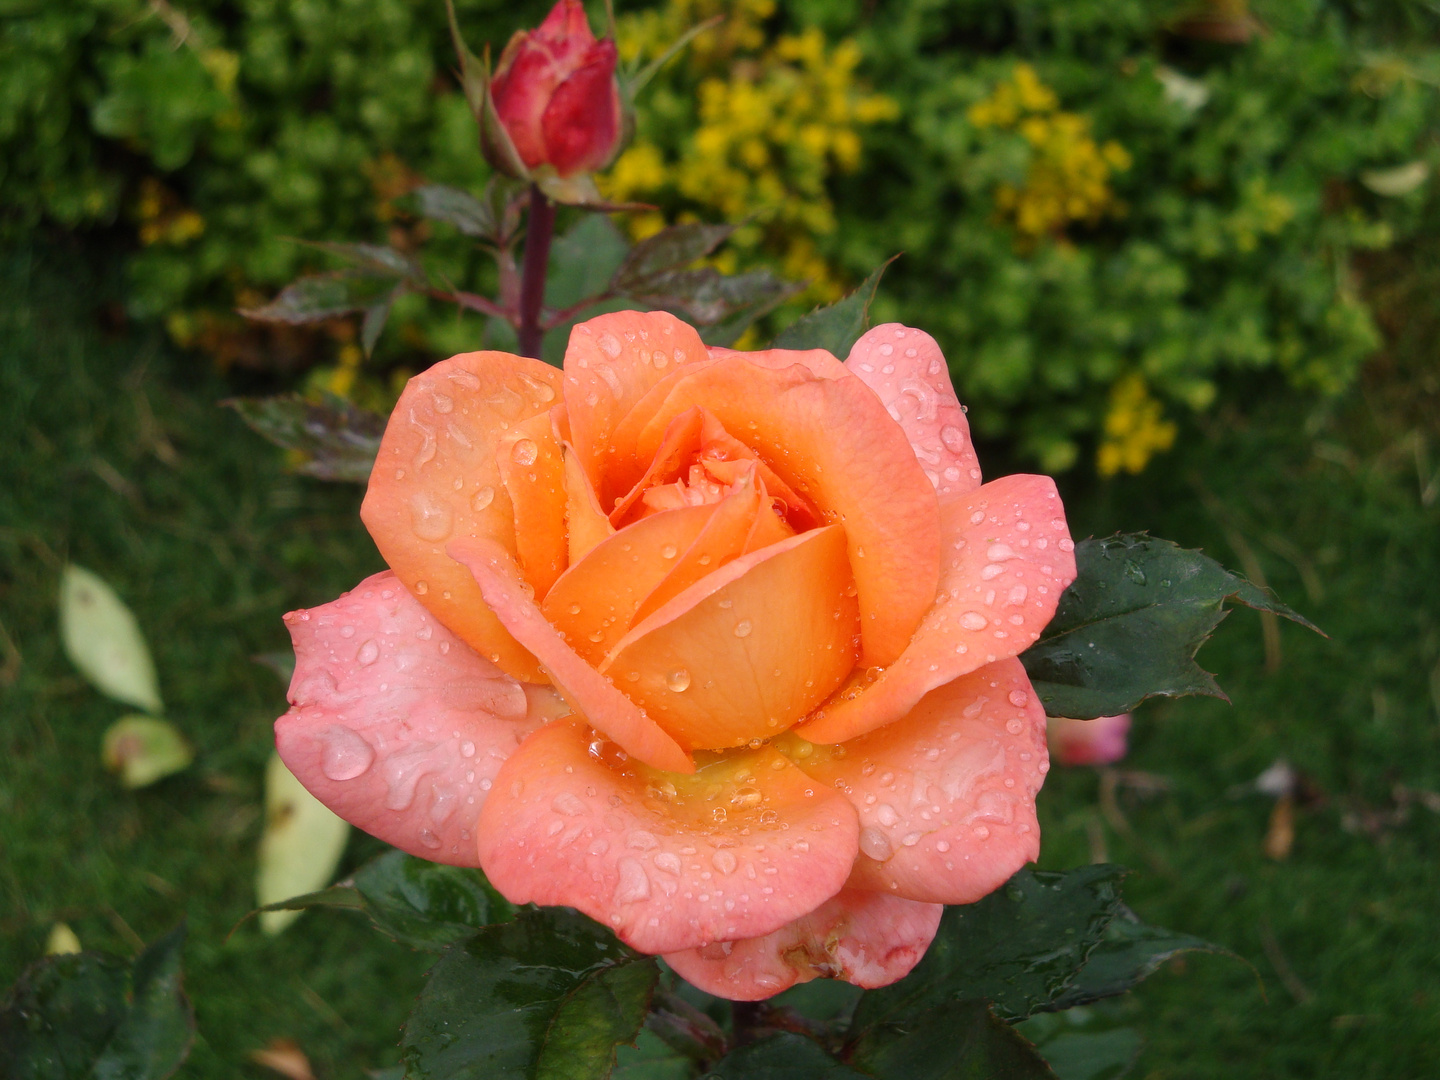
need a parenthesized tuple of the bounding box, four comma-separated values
(1047, 713, 1131, 767)
(490, 0, 623, 178)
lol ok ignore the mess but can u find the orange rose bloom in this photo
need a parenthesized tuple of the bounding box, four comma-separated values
(276, 310, 1076, 999)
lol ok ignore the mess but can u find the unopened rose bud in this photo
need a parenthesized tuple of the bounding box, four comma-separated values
(488, 0, 624, 179)
(1047, 713, 1131, 767)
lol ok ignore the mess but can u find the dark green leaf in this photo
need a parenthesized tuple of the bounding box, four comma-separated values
(613, 1028, 696, 1080)
(547, 215, 632, 310)
(240, 273, 399, 325)
(850, 866, 1124, 1031)
(1033, 1029, 1141, 1080)
(706, 1033, 868, 1080)
(1045, 906, 1231, 1012)
(413, 184, 496, 239)
(259, 849, 514, 951)
(612, 224, 735, 292)
(360, 289, 398, 358)
(770, 258, 896, 356)
(91, 924, 193, 1080)
(847, 1002, 1056, 1080)
(0, 924, 194, 1080)
(402, 907, 658, 1080)
(1019, 534, 1321, 719)
(299, 241, 423, 281)
(226, 394, 385, 483)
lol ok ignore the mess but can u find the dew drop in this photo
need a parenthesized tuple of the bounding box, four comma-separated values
(410, 494, 453, 542)
(414, 581, 429, 595)
(660, 544, 677, 559)
(653, 851, 682, 874)
(712, 849, 737, 875)
(1006, 718, 1025, 735)
(419, 829, 442, 849)
(511, 439, 538, 466)
(613, 857, 651, 903)
(1008, 689, 1029, 708)
(959, 611, 988, 631)
(940, 425, 967, 452)
(321, 727, 374, 781)
(552, 792, 586, 816)
(666, 668, 692, 692)
(858, 827, 893, 862)
(461, 741, 476, 758)
(876, 803, 900, 827)
(356, 639, 380, 666)
(733, 620, 753, 638)
(471, 485, 495, 512)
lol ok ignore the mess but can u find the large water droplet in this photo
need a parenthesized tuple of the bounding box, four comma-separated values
(666, 668, 691, 692)
(627, 830, 659, 850)
(613, 857, 650, 904)
(959, 611, 988, 631)
(733, 620, 753, 638)
(653, 851, 682, 874)
(471, 485, 495, 512)
(419, 829, 442, 849)
(712, 849, 737, 875)
(1008, 689, 1029, 708)
(321, 726, 374, 781)
(511, 439, 538, 466)
(940, 424, 967, 452)
(552, 792, 586, 816)
(660, 544, 677, 559)
(357, 639, 380, 666)
(859, 827, 893, 862)
(411, 494, 453, 542)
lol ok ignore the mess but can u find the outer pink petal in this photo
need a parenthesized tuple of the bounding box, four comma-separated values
(664, 889, 942, 1001)
(542, 41, 622, 176)
(274, 571, 547, 865)
(846, 324, 981, 499)
(797, 473, 1075, 745)
(446, 537, 695, 775)
(475, 718, 860, 954)
(796, 659, 1048, 905)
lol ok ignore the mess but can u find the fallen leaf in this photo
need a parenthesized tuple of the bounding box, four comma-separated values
(102, 715, 194, 788)
(59, 565, 163, 713)
(257, 752, 350, 934)
(1264, 792, 1295, 860)
(249, 1038, 316, 1080)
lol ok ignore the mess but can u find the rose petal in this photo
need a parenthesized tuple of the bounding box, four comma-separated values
(603, 526, 858, 751)
(796, 474, 1076, 745)
(663, 889, 943, 1000)
(361, 351, 563, 682)
(706, 345, 850, 380)
(631, 470, 762, 625)
(543, 40, 622, 177)
(274, 571, 543, 865)
(564, 312, 710, 492)
(498, 410, 568, 600)
(448, 538, 694, 774)
(608, 406, 704, 525)
(629, 357, 940, 667)
(563, 443, 614, 564)
(846, 325, 981, 498)
(542, 500, 725, 664)
(795, 659, 1047, 904)
(492, 34, 561, 169)
(475, 718, 860, 953)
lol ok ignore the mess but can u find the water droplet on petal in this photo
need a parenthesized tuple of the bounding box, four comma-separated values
(859, 827, 893, 862)
(356, 639, 380, 665)
(666, 668, 691, 692)
(712, 849, 737, 874)
(471, 485, 495, 512)
(410, 494, 453, 542)
(321, 726, 374, 781)
(959, 612, 988, 631)
(552, 792, 586, 816)
(613, 857, 650, 903)
(734, 620, 753, 638)
(1008, 690, 1029, 708)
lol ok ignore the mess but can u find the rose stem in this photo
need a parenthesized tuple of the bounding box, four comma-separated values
(729, 1000, 767, 1048)
(517, 182, 556, 359)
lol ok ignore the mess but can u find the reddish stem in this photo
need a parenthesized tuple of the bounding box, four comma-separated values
(517, 184, 555, 359)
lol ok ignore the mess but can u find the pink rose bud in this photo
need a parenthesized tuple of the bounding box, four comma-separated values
(1047, 713, 1131, 767)
(489, 0, 623, 178)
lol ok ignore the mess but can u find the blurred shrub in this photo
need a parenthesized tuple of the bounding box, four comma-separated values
(3, 0, 1439, 471)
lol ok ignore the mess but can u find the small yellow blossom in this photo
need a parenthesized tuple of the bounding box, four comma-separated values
(1097, 374, 1177, 476)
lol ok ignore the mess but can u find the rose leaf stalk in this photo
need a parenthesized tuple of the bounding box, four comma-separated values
(517, 184, 557, 360)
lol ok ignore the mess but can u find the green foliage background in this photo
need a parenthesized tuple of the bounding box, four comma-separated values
(4, 0, 1438, 470)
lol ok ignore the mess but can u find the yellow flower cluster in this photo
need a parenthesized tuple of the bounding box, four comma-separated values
(1096, 374, 1177, 476)
(607, 0, 896, 302)
(136, 177, 205, 246)
(969, 64, 1130, 240)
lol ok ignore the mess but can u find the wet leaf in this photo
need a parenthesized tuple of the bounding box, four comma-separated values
(101, 716, 193, 789)
(612, 1027, 695, 1080)
(402, 907, 657, 1080)
(360, 290, 398, 358)
(59, 565, 162, 714)
(0, 923, 194, 1080)
(547, 215, 631, 311)
(612, 224, 735, 293)
(771, 258, 895, 356)
(1045, 906, 1231, 1012)
(708, 1033, 867, 1080)
(1030, 1028, 1140, 1080)
(850, 866, 1124, 1031)
(848, 1001, 1057, 1080)
(298, 241, 422, 281)
(257, 753, 350, 935)
(261, 849, 514, 951)
(240, 273, 401, 325)
(1020, 534, 1321, 720)
(226, 394, 385, 483)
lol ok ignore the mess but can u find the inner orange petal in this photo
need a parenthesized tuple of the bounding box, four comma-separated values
(563, 443, 614, 565)
(541, 501, 723, 664)
(632, 358, 940, 667)
(361, 350, 563, 681)
(497, 410, 567, 600)
(600, 525, 859, 750)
